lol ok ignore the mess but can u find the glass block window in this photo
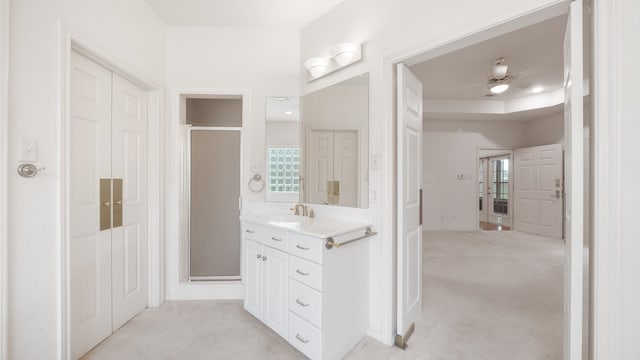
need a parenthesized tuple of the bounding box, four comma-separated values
(267, 147, 300, 193)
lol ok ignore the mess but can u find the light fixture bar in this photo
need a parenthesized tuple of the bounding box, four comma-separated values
(305, 42, 363, 82)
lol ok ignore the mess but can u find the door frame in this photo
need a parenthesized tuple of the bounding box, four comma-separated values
(167, 88, 250, 300)
(476, 149, 514, 230)
(383, 0, 575, 348)
(59, 29, 163, 360)
(0, 0, 9, 358)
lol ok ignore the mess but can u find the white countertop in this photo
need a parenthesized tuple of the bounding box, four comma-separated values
(240, 213, 371, 238)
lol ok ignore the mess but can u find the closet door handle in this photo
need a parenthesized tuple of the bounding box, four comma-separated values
(112, 179, 123, 228)
(100, 179, 111, 231)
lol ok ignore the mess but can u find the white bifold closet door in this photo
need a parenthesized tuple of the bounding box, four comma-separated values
(70, 51, 148, 360)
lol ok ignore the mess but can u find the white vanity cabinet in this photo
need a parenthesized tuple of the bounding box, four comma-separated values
(241, 216, 371, 360)
(242, 223, 289, 338)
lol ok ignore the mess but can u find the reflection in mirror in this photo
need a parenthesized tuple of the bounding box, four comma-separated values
(265, 96, 301, 202)
(301, 73, 369, 208)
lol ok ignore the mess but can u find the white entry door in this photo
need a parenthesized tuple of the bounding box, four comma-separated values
(563, 1, 584, 359)
(514, 144, 563, 238)
(70, 52, 148, 359)
(396, 63, 422, 347)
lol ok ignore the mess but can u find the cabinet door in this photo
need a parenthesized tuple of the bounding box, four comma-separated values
(263, 246, 288, 338)
(243, 240, 263, 319)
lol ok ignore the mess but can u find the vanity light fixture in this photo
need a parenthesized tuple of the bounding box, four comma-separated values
(305, 42, 363, 81)
(331, 42, 359, 66)
(304, 57, 330, 78)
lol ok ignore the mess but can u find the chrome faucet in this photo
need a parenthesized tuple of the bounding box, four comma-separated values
(292, 203, 308, 216)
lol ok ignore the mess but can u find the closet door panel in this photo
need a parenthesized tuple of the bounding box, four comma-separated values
(111, 73, 148, 330)
(69, 51, 113, 360)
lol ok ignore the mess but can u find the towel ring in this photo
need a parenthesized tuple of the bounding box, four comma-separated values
(248, 173, 265, 192)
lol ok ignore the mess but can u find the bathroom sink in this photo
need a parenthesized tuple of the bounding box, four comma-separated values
(241, 212, 370, 238)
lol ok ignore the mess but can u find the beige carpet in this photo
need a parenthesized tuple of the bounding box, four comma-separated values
(83, 231, 565, 360)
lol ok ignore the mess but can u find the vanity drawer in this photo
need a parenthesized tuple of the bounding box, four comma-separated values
(289, 279, 323, 328)
(288, 312, 322, 360)
(288, 233, 323, 265)
(243, 222, 288, 252)
(289, 256, 323, 291)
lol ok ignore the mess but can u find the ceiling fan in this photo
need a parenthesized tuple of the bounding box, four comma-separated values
(485, 57, 517, 96)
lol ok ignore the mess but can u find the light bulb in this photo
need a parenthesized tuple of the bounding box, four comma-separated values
(490, 83, 509, 94)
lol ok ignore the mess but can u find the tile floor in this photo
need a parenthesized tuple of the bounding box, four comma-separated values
(83, 230, 565, 360)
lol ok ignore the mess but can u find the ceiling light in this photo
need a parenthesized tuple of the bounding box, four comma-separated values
(273, 96, 288, 101)
(531, 86, 544, 93)
(331, 42, 359, 66)
(490, 83, 509, 94)
(284, 111, 293, 115)
(304, 57, 330, 78)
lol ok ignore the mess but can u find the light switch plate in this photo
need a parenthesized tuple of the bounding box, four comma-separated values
(19, 138, 37, 162)
(370, 153, 381, 169)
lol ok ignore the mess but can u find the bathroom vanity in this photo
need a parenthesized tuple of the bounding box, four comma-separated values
(240, 213, 372, 360)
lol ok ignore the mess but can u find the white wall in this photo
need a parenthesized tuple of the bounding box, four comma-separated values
(422, 119, 526, 230)
(301, 0, 566, 343)
(8, 0, 165, 358)
(591, 0, 640, 358)
(523, 111, 565, 147)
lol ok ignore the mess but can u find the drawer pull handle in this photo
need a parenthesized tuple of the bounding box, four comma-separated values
(295, 334, 309, 344)
(295, 298, 309, 307)
(295, 269, 309, 276)
(296, 244, 309, 250)
(245, 229, 255, 234)
(271, 237, 283, 242)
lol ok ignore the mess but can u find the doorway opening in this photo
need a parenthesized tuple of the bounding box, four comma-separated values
(478, 151, 513, 231)
(394, 2, 588, 359)
(167, 89, 249, 300)
(185, 97, 243, 281)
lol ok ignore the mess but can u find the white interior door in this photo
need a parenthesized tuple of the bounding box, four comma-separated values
(308, 130, 333, 204)
(514, 144, 563, 238)
(333, 130, 358, 207)
(396, 63, 422, 346)
(563, 1, 584, 359)
(70, 52, 149, 359)
(70, 52, 113, 360)
(111, 73, 148, 330)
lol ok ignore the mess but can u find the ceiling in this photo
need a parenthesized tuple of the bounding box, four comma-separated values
(144, 0, 346, 28)
(410, 15, 567, 102)
(407, 15, 578, 122)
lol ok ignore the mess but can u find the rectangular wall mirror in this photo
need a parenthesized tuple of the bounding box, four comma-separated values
(300, 73, 369, 208)
(265, 96, 301, 202)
